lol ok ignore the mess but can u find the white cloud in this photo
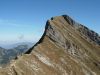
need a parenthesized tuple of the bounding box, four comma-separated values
(18, 35, 24, 40)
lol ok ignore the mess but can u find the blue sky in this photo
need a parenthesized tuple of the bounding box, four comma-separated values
(0, 0, 100, 45)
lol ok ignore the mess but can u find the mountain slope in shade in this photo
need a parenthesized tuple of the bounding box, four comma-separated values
(0, 44, 33, 66)
(0, 15, 100, 75)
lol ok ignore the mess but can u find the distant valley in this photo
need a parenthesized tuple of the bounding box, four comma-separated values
(0, 42, 34, 67)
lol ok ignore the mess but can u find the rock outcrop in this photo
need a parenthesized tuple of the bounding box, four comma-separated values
(0, 15, 100, 75)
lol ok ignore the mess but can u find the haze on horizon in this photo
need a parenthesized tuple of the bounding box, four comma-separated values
(0, 0, 100, 45)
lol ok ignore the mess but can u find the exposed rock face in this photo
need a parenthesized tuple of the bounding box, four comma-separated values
(0, 15, 100, 75)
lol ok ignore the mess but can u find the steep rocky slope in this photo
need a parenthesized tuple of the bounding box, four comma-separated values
(0, 15, 100, 75)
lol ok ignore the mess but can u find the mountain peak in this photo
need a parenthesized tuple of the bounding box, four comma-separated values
(0, 15, 100, 75)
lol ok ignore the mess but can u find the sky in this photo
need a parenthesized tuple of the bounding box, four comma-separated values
(0, 0, 100, 45)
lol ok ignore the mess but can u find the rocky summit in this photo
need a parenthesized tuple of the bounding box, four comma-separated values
(0, 15, 100, 75)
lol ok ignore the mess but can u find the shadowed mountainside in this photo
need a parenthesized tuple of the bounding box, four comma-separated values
(0, 43, 33, 67)
(0, 15, 100, 75)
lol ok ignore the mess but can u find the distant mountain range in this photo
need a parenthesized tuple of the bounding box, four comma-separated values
(0, 42, 34, 49)
(0, 42, 34, 66)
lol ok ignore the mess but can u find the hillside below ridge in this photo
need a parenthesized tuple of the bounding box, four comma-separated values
(0, 15, 100, 75)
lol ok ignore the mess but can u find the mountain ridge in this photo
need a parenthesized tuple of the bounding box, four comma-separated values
(0, 42, 34, 49)
(0, 15, 100, 75)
